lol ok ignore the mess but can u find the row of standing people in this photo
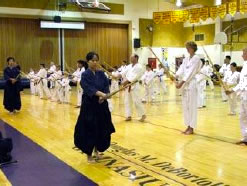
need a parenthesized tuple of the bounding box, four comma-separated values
(218, 56, 241, 115)
(74, 47, 245, 163)
(74, 52, 165, 162)
(26, 58, 168, 116)
(140, 60, 214, 106)
(195, 56, 241, 115)
(175, 41, 247, 146)
(111, 63, 168, 103)
(27, 61, 86, 106)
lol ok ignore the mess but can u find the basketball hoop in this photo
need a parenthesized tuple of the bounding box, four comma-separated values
(72, 0, 110, 12)
(214, 32, 228, 45)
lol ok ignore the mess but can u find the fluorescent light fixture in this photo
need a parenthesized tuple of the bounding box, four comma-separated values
(40, 21, 85, 30)
(215, 0, 222, 6)
(176, 0, 182, 7)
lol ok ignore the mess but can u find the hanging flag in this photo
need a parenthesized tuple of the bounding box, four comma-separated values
(162, 11, 171, 24)
(210, 6, 218, 20)
(171, 11, 181, 23)
(180, 10, 189, 22)
(240, 1, 247, 14)
(218, 4, 227, 19)
(228, 2, 237, 16)
(199, 7, 209, 21)
(153, 12, 163, 24)
(189, 8, 200, 23)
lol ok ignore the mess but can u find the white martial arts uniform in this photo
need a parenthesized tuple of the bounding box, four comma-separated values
(37, 68, 51, 99)
(48, 65, 57, 89)
(27, 71, 35, 95)
(33, 73, 39, 96)
(205, 64, 214, 90)
(118, 65, 127, 74)
(118, 65, 128, 84)
(156, 68, 167, 94)
(48, 65, 56, 74)
(52, 70, 63, 102)
(48, 73, 56, 100)
(141, 70, 155, 102)
(121, 63, 145, 118)
(111, 71, 120, 94)
(219, 64, 231, 101)
(224, 71, 240, 114)
(61, 77, 71, 103)
(233, 61, 247, 141)
(72, 67, 85, 106)
(196, 65, 208, 108)
(176, 55, 202, 129)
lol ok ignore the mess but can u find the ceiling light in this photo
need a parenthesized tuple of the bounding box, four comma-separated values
(176, 0, 182, 7)
(215, 0, 222, 6)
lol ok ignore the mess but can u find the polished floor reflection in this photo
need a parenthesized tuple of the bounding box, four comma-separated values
(0, 83, 247, 186)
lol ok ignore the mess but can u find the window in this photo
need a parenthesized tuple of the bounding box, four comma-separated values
(195, 34, 204, 41)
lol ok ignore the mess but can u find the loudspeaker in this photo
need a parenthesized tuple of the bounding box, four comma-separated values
(54, 16, 61, 23)
(134, 38, 141, 48)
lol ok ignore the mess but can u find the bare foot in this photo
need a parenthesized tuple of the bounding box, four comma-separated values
(139, 115, 146, 122)
(94, 151, 103, 160)
(87, 155, 96, 163)
(125, 117, 132, 121)
(236, 141, 247, 145)
(182, 127, 189, 134)
(185, 128, 194, 135)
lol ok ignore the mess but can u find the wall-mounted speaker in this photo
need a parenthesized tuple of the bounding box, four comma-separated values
(134, 38, 141, 48)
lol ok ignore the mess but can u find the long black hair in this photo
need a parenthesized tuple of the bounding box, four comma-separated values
(77, 59, 88, 70)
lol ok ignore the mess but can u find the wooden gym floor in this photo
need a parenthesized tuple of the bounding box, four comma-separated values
(0, 82, 246, 186)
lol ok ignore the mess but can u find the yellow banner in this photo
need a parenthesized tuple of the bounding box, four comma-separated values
(153, 2, 241, 24)
(210, 6, 218, 20)
(199, 7, 209, 21)
(179, 10, 189, 22)
(218, 4, 227, 19)
(189, 8, 200, 23)
(171, 10, 181, 23)
(240, 1, 247, 14)
(162, 12, 171, 24)
(228, 2, 237, 16)
(153, 12, 163, 24)
(170, 10, 188, 23)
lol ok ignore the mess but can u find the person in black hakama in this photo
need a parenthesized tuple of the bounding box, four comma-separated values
(3, 57, 22, 114)
(74, 52, 115, 163)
